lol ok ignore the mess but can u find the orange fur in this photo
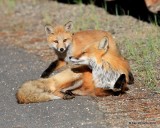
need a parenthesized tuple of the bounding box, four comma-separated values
(17, 69, 82, 104)
(71, 30, 119, 58)
(70, 36, 134, 92)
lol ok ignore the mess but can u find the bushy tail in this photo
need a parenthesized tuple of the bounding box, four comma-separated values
(16, 80, 56, 104)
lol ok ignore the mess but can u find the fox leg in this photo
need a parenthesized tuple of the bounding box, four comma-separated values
(113, 74, 129, 92)
(71, 86, 113, 97)
(41, 60, 66, 78)
(53, 91, 75, 100)
(48, 68, 83, 99)
(41, 60, 59, 78)
(71, 89, 91, 96)
(71, 72, 114, 97)
(54, 60, 66, 70)
(52, 79, 83, 99)
(38, 68, 83, 99)
(17, 68, 83, 104)
(42, 68, 83, 100)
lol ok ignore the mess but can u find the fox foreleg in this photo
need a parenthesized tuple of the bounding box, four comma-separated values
(41, 60, 58, 78)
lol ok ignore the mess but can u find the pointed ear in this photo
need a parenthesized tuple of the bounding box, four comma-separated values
(64, 21, 73, 32)
(98, 37, 109, 50)
(45, 25, 54, 36)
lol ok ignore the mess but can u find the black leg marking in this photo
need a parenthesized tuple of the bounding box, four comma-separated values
(114, 74, 126, 89)
(41, 60, 58, 78)
(64, 90, 75, 96)
(63, 93, 75, 100)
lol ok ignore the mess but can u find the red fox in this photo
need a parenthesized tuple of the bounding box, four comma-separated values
(70, 37, 134, 91)
(16, 36, 132, 103)
(41, 21, 73, 77)
(41, 21, 120, 78)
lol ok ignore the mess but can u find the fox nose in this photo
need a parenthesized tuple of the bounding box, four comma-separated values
(60, 48, 64, 52)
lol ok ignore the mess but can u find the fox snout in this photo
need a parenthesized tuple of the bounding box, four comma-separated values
(58, 48, 65, 53)
(69, 56, 78, 62)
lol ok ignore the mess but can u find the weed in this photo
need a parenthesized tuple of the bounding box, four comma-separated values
(149, 14, 160, 26)
(73, 0, 83, 4)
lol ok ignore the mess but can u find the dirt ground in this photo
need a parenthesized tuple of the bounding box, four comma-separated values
(0, 0, 160, 127)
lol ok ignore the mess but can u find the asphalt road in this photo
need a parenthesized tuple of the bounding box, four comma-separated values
(0, 44, 107, 128)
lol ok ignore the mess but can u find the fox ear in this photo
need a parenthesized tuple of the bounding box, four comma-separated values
(64, 21, 73, 32)
(45, 25, 54, 36)
(98, 37, 109, 50)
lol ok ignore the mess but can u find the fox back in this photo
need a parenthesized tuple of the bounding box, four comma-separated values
(70, 30, 120, 59)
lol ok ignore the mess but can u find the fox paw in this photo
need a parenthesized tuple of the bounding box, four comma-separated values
(41, 72, 50, 78)
(63, 94, 75, 100)
(65, 90, 75, 96)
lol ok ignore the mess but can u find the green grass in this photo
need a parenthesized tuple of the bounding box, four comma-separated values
(0, 0, 16, 10)
(123, 35, 160, 91)
(73, 5, 103, 31)
(0, 0, 16, 13)
(73, 0, 95, 4)
(73, 0, 83, 4)
(149, 14, 160, 26)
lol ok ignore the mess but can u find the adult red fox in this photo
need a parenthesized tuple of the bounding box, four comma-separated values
(70, 37, 134, 92)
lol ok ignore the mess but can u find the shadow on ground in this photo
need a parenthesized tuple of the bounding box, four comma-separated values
(57, 0, 160, 25)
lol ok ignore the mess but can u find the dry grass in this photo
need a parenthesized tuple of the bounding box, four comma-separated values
(123, 33, 160, 91)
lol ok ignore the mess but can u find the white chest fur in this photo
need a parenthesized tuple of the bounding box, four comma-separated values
(89, 59, 121, 89)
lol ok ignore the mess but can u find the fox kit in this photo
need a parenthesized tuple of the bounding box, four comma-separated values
(41, 21, 120, 78)
(17, 67, 83, 104)
(41, 21, 73, 77)
(70, 37, 134, 91)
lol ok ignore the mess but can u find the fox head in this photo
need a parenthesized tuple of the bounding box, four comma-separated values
(45, 21, 73, 53)
(70, 36, 134, 85)
(69, 37, 109, 66)
(70, 37, 129, 91)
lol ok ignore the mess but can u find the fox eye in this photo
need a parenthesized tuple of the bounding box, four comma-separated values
(63, 39, 67, 42)
(54, 40, 58, 43)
